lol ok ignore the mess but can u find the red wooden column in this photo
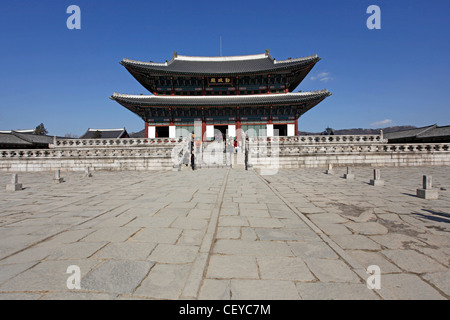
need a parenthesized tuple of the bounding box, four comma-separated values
(202, 120, 206, 142)
(236, 120, 241, 142)
(295, 119, 299, 136)
(269, 105, 273, 124)
(144, 121, 149, 138)
(202, 77, 206, 96)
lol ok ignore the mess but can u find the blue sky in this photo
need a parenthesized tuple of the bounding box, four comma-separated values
(0, 0, 449, 136)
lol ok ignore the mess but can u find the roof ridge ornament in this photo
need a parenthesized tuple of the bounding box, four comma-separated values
(121, 58, 168, 67)
(274, 54, 319, 64)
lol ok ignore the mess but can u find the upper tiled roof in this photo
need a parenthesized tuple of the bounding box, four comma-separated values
(120, 51, 320, 76)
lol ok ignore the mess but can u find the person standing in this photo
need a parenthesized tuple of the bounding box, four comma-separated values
(245, 137, 249, 170)
(191, 152, 195, 170)
(190, 132, 195, 170)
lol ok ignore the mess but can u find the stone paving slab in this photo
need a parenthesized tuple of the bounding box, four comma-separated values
(230, 280, 301, 300)
(296, 282, 379, 300)
(82, 260, 154, 294)
(0, 167, 449, 300)
(206, 255, 259, 279)
(133, 263, 191, 299)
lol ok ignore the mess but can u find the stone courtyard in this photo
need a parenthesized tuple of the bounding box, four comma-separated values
(0, 166, 449, 300)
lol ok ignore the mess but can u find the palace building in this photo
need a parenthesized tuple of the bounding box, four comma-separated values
(111, 49, 331, 140)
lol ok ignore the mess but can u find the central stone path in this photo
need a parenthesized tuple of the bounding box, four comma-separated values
(199, 169, 378, 300)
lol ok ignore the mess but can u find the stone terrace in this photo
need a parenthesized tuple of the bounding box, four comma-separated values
(0, 166, 449, 300)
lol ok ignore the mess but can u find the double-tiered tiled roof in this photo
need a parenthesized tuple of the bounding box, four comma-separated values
(111, 50, 331, 126)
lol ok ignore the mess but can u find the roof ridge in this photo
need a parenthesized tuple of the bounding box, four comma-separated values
(122, 58, 168, 67)
(274, 54, 319, 64)
(175, 53, 268, 62)
(11, 131, 35, 143)
(88, 128, 125, 131)
(416, 124, 437, 137)
(121, 52, 319, 67)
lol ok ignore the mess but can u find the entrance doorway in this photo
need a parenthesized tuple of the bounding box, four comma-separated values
(214, 125, 228, 141)
(274, 124, 287, 136)
(156, 126, 169, 138)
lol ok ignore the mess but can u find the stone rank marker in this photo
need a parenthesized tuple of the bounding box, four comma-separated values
(370, 169, 384, 186)
(326, 163, 334, 175)
(53, 170, 64, 183)
(6, 173, 22, 192)
(85, 167, 93, 177)
(417, 175, 438, 199)
(344, 166, 354, 179)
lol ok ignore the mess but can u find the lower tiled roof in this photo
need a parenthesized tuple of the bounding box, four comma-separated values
(111, 91, 331, 107)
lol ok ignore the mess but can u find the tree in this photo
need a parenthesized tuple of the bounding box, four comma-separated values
(322, 127, 335, 135)
(34, 123, 48, 135)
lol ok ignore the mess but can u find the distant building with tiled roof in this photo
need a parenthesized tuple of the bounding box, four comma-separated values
(0, 130, 54, 149)
(79, 128, 129, 139)
(384, 124, 450, 143)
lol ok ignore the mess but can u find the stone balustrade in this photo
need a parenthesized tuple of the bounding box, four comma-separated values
(54, 137, 187, 148)
(0, 141, 180, 171)
(0, 135, 449, 172)
(247, 140, 450, 169)
(248, 134, 386, 145)
(1, 147, 175, 159)
(248, 141, 449, 156)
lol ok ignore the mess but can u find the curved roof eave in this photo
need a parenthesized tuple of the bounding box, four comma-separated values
(111, 90, 331, 107)
(120, 54, 320, 76)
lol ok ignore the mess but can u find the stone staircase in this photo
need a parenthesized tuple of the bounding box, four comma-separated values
(178, 144, 246, 170)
